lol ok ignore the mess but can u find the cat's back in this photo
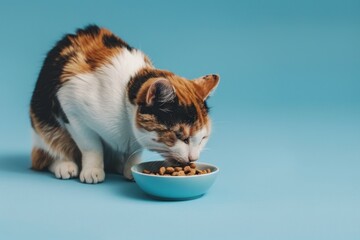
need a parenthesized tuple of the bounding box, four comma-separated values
(45, 25, 150, 82)
(31, 25, 151, 130)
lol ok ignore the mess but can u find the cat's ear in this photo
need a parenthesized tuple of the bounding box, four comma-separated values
(146, 79, 176, 105)
(192, 74, 220, 100)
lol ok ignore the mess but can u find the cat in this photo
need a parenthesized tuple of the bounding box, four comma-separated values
(30, 25, 219, 184)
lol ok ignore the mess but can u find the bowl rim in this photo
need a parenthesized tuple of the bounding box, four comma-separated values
(131, 161, 219, 178)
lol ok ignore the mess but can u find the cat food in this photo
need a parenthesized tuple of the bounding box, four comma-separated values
(159, 167, 166, 175)
(142, 163, 211, 176)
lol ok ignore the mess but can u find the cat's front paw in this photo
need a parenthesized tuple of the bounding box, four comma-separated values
(80, 168, 105, 184)
(52, 161, 79, 179)
(123, 167, 134, 181)
(123, 156, 142, 181)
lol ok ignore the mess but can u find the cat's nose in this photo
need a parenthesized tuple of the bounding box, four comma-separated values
(188, 155, 198, 162)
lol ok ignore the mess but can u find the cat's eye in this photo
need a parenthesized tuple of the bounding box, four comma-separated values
(183, 138, 190, 144)
(175, 132, 182, 139)
(200, 136, 208, 144)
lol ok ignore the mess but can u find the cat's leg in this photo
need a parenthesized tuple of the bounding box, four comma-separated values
(123, 150, 143, 180)
(48, 155, 79, 179)
(32, 128, 80, 179)
(33, 146, 78, 179)
(65, 118, 105, 184)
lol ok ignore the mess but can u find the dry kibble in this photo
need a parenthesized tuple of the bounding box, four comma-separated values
(142, 164, 211, 176)
(187, 169, 196, 175)
(184, 166, 191, 173)
(159, 167, 166, 175)
(174, 167, 183, 172)
(166, 167, 175, 174)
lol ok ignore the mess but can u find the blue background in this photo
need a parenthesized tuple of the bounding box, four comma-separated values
(1, 0, 359, 239)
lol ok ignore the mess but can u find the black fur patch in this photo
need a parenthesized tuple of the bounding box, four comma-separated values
(30, 34, 73, 128)
(139, 99, 198, 127)
(127, 69, 172, 104)
(203, 100, 209, 114)
(55, 97, 69, 124)
(102, 34, 132, 51)
(30, 115, 35, 128)
(76, 24, 100, 37)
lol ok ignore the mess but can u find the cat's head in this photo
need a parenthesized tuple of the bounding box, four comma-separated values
(128, 69, 219, 164)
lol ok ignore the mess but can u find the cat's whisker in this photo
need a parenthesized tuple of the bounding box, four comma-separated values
(148, 146, 169, 153)
(127, 148, 143, 160)
(165, 152, 186, 164)
(130, 135, 148, 146)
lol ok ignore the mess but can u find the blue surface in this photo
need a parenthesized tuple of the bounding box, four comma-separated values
(0, 0, 359, 239)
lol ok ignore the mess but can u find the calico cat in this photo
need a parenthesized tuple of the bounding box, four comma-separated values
(30, 25, 219, 183)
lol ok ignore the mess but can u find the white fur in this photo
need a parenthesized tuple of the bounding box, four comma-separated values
(32, 128, 62, 160)
(32, 130, 50, 155)
(189, 126, 209, 161)
(169, 126, 209, 163)
(57, 49, 148, 182)
(49, 161, 78, 179)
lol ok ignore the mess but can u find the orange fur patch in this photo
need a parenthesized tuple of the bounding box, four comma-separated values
(136, 113, 167, 132)
(59, 28, 124, 81)
(31, 148, 54, 171)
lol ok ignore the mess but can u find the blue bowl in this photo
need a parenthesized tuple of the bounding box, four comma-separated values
(131, 161, 219, 200)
